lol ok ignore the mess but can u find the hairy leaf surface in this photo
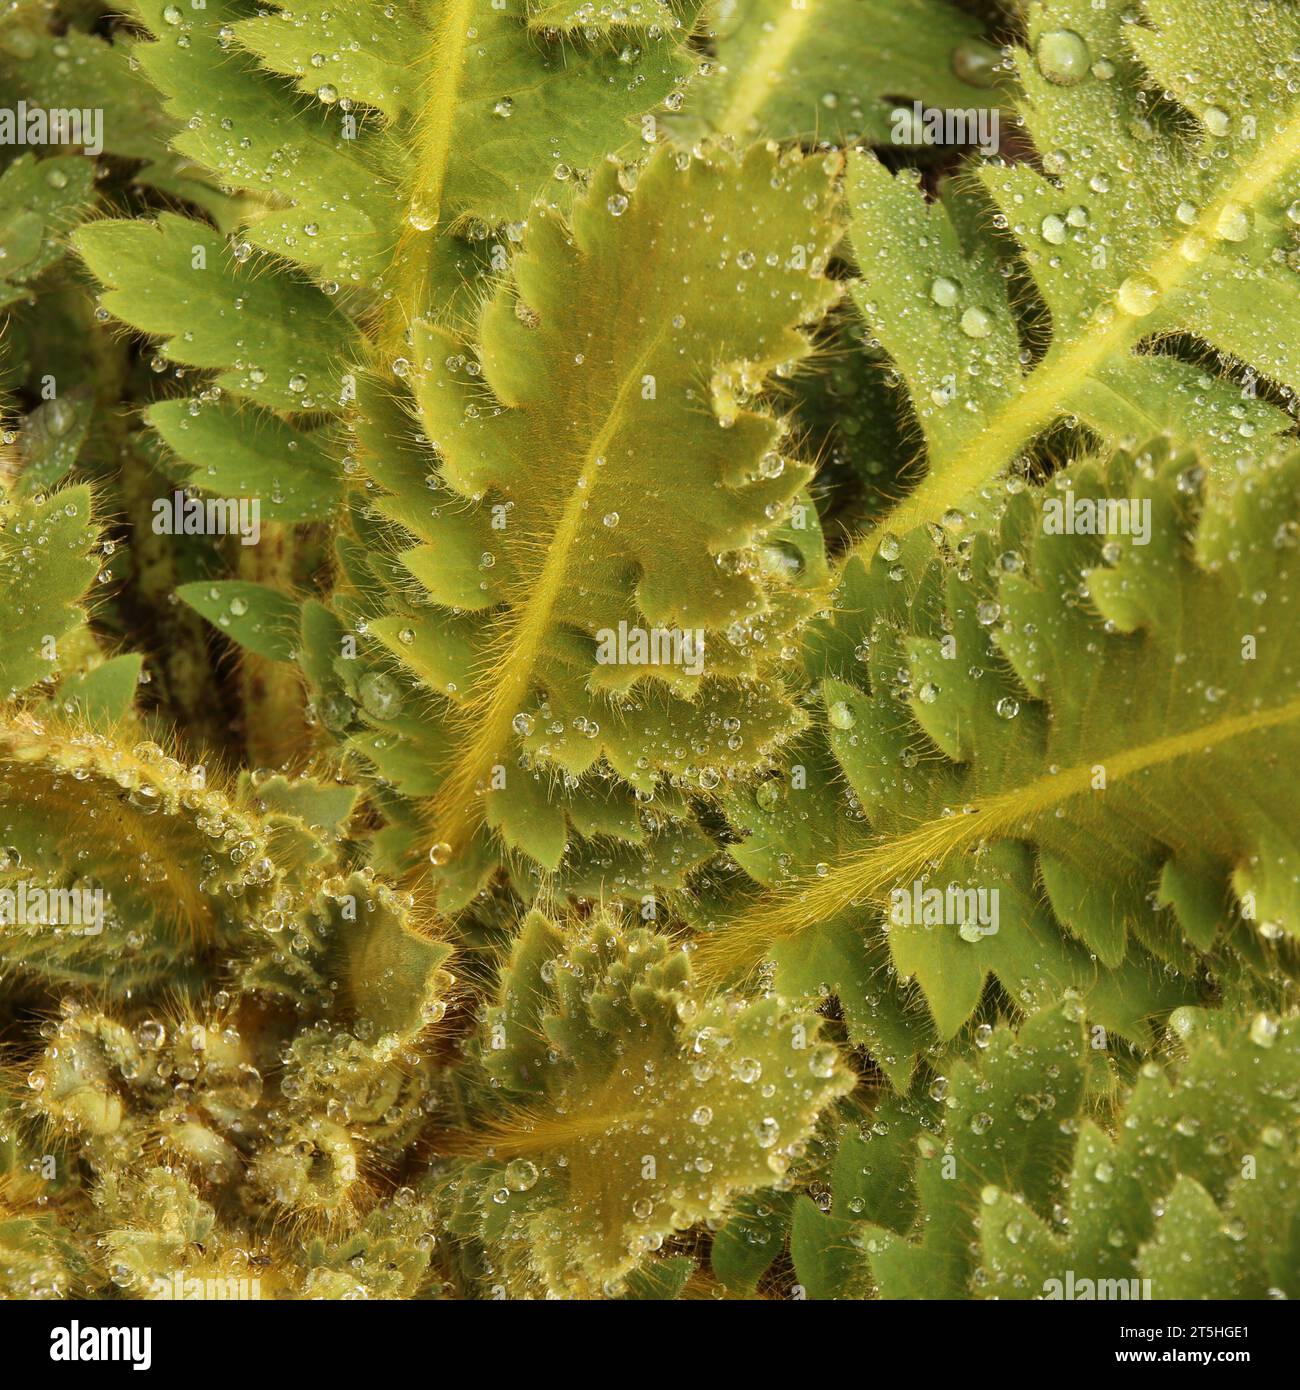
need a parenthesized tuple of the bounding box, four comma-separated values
(673, 0, 997, 145)
(455, 907, 854, 1297)
(353, 144, 843, 903)
(848, 0, 1300, 553)
(702, 442, 1300, 1043)
(0, 485, 99, 700)
(850, 1002, 1300, 1300)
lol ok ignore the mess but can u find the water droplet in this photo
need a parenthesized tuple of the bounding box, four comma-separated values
(1035, 30, 1091, 86)
(809, 1045, 838, 1079)
(951, 37, 1002, 88)
(1116, 274, 1159, 316)
(960, 306, 993, 338)
(1179, 233, 1209, 263)
(358, 671, 403, 719)
(1249, 1013, 1279, 1048)
(753, 1117, 780, 1149)
(828, 700, 856, 730)
(930, 276, 960, 307)
(407, 195, 437, 232)
(757, 450, 785, 479)
(46, 399, 74, 437)
(505, 1158, 538, 1192)
(1214, 201, 1251, 242)
(1041, 214, 1067, 245)
(755, 779, 784, 811)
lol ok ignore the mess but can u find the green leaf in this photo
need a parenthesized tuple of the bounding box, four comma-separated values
(0, 484, 99, 699)
(0, 20, 175, 164)
(237, 772, 358, 834)
(791, 1192, 869, 1300)
(359, 142, 842, 902)
(177, 580, 300, 661)
(703, 441, 1300, 1042)
(75, 214, 350, 413)
(860, 1000, 1090, 1299)
(975, 1007, 1300, 1301)
(463, 907, 855, 1298)
(148, 399, 341, 523)
(127, 0, 699, 299)
(57, 655, 144, 727)
(672, 0, 998, 145)
(846, 0, 1300, 554)
(0, 155, 96, 291)
(0, 718, 321, 994)
(710, 1190, 794, 1294)
(526, 0, 684, 32)
(315, 873, 453, 1046)
(720, 735, 934, 1087)
(18, 392, 94, 491)
(620, 1254, 696, 1300)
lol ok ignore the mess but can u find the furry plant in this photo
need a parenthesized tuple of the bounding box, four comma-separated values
(0, 0, 1297, 1306)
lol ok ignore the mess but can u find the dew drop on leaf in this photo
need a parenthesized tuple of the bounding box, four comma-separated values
(1035, 30, 1091, 86)
(930, 276, 960, 307)
(827, 700, 856, 730)
(1116, 274, 1159, 316)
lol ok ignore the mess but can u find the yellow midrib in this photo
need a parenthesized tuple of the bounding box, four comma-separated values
(447, 1031, 669, 1158)
(432, 335, 664, 856)
(848, 103, 1300, 563)
(716, 0, 814, 136)
(697, 693, 1300, 981)
(2, 735, 219, 941)
(379, 0, 476, 357)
